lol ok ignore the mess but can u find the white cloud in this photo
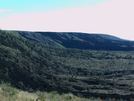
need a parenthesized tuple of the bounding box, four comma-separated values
(0, 0, 134, 40)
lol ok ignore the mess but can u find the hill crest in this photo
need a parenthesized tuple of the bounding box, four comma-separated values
(16, 31, 134, 51)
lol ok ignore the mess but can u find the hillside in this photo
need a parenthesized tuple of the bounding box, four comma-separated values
(17, 31, 134, 51)
(1, 30, 134, 100)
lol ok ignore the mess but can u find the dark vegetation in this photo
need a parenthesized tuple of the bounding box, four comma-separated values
(1, 30, 134, 100)
(17, 31, 134, 51)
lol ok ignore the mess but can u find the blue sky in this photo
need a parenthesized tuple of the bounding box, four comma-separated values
(1, 0, 108, 10)
(0, 0, 134, 40)
(0, 0, 108, 17)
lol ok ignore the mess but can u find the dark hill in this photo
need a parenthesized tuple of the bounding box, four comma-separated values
(1, 30, 134, 100)
(17, 31, 134, 51)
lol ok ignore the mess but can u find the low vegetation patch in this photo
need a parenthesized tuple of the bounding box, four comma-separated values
(0, 83, 109, 101)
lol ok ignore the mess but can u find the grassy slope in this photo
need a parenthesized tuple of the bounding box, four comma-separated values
(1, 30, 134, 100)
(0, 83, 97, 101)
(1, 83, 133, 101)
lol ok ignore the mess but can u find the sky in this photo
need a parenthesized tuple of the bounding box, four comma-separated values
(0, 0, 134, 40)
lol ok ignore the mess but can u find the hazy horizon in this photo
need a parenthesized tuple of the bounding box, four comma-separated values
(0, 0, 134, 40)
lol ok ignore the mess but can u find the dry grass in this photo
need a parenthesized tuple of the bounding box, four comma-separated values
(16, 91, 38, 101)
(0, 83, 37, 101)
(0, 83, 121, 101)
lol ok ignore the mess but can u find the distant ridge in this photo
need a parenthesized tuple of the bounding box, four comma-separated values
(17, 31, 134, 51)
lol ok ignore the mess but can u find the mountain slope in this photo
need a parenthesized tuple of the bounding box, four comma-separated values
(17, 31, 134, 51)
(1, 30, 134, 100)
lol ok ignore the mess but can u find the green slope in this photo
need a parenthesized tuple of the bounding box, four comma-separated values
(1, 30, 134, 100)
